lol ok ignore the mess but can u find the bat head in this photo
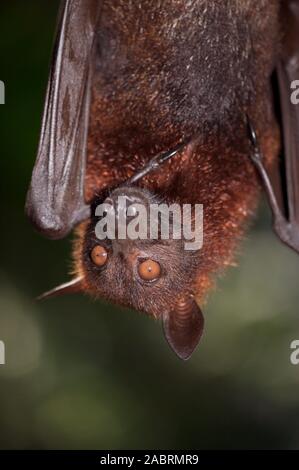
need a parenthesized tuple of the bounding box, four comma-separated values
(81, 185, 204, 360)
(40, 185, 204, 360)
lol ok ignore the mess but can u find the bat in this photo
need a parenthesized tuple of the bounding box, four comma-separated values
(26, 0, 299, 360)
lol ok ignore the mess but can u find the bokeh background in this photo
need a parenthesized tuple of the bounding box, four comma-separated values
(1, 0, 299, 450)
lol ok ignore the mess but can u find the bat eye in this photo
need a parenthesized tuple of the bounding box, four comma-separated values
(138, 259, 161, 281)
(91, 245, 108, 267)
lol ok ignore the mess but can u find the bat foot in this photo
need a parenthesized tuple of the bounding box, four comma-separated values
(247, 116, 299, 255)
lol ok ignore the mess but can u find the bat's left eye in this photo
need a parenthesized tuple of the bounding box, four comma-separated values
(90, 245, 108, 267)
(138, 259, 161, 281)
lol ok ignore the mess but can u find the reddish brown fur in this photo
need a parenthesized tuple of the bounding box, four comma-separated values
(73, 1, 281, 314)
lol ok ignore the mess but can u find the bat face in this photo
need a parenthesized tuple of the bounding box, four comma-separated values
(76, 186, 198, 318)
(72, 185, 205, 359)
(26, 0, 299, 359)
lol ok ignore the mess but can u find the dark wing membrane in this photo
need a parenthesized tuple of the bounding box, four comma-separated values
(26, 0, 101, 239)
(277, 0, 299, 225)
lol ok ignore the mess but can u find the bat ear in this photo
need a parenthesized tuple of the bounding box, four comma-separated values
(162, 296, 204, 361)
(37, 277, 84, 301)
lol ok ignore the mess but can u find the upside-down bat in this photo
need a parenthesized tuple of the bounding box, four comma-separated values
(26, 0, 299, 360)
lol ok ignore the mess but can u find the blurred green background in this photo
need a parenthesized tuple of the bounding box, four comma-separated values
(1, 0, 299, 450)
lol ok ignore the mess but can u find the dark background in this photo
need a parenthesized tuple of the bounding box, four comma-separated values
(0, 1, 299, 450)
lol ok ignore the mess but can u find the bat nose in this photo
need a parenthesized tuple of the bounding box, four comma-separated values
(112, 238, 126, 255)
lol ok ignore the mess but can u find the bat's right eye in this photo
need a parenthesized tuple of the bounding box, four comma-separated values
(90, 245, 108, 267)
(138, 259, 161, 282)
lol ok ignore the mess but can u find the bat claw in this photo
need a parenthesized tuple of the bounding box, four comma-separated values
(246, 115, 264, 164)
(246, 115, 258, 148)
(250, 150, 263, 165)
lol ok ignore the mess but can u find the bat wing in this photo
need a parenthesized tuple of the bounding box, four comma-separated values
(277, 1, 299, 227)
(248, 1, 299, 253)
(26, 0, 101, 239)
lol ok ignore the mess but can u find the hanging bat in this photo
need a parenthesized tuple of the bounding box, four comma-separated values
(26, 0, 299, 360)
